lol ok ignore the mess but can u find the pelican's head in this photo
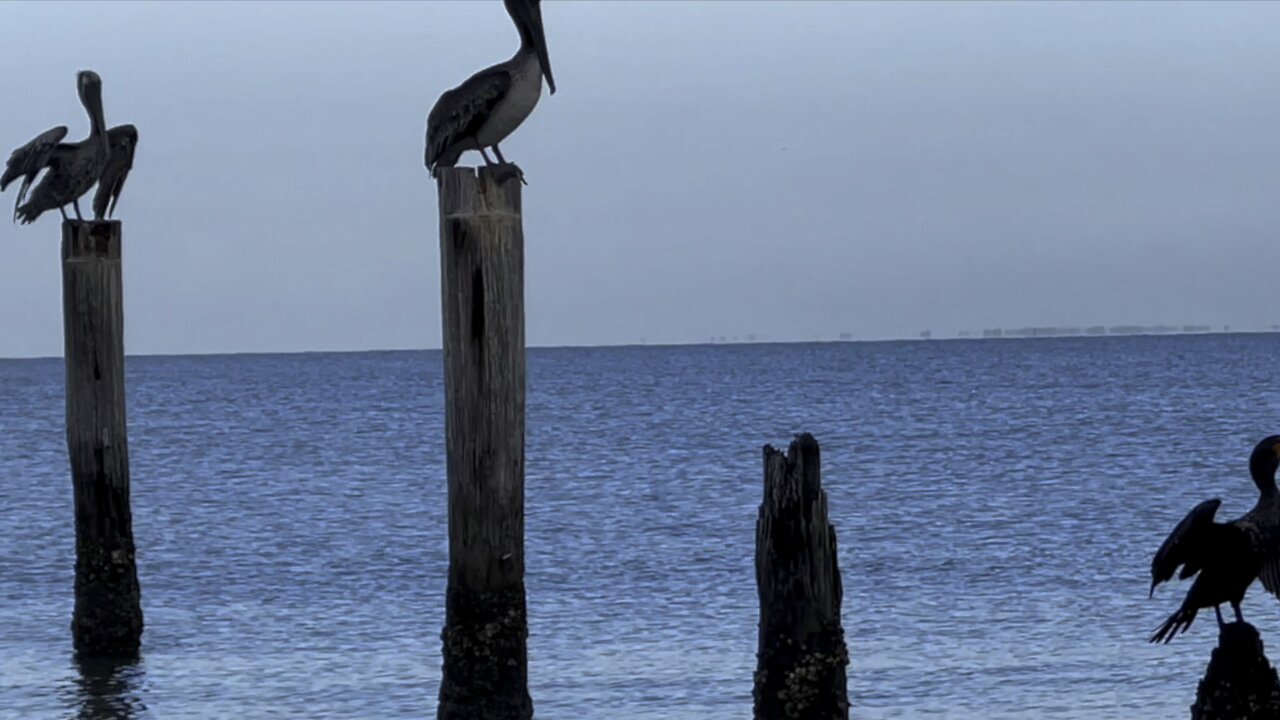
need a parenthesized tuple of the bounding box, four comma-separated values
(77, 70, 103, 105)
(505, 0, 556, 95)
(1248, 435, 1280, 492)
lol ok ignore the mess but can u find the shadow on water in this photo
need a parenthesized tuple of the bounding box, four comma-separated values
(68, 654, 148, 720)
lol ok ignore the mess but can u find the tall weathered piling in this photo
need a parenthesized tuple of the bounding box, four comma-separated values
(1191, 622, 1280, 719)
(62, 220, 143, 656)
(435, 166, 531, 720)
(754, 433, 849, 720)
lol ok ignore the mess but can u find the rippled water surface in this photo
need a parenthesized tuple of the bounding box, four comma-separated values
(4, 336, 1280, 718)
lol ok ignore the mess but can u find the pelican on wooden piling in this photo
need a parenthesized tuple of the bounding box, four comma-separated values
(425, 0, 556, 185)
(1, 71, 112, 224)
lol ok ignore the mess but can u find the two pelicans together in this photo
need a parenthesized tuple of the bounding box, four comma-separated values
(1, 0, 553, 221)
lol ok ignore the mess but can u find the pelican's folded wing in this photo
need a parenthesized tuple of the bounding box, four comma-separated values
(94, 124, 138, 220)
(425, 67, 511, 173)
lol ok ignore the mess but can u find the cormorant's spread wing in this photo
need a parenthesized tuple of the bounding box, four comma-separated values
(1, 125, 68, 221)
(1255, 526, 1280, 598)
(1259, 557, 1280, 598)
(94, 124, 137, 220)
(425, 66, 511, 173)
(1150, 498, 1222, 596)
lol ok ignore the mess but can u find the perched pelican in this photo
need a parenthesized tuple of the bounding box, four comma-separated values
(93, 124, 138, 220)
(1148, 435, 1280, 643)
(425, 0, 556, 185)
(1, 71, 110, 225)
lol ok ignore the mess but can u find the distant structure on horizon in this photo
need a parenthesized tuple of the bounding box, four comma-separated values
(694, 323, 1277, 346)
(974, 323, 1235, 339)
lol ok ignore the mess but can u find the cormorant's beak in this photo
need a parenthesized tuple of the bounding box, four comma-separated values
(527, 5, 556, 95)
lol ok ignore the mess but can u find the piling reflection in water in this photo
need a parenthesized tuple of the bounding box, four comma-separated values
(71, 655, 147, 720)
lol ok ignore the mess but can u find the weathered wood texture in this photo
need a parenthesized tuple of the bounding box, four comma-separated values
(435, 166, 531, 720)
(61, 220, 143, 656)
(755, 433, 849, 720)
(1191, 622, 1280, 719)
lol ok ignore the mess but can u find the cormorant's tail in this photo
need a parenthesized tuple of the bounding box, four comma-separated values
(1150, 605, 1197, 644)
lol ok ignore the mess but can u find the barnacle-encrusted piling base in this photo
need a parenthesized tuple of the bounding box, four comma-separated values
(437, 586, 531, 720)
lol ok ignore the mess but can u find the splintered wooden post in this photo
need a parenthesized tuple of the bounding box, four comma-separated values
(754, 433, 849, 720)
(1191, 622, 1280, 719)
(435, 166, 531, 720)
(61, 220, 143, 657)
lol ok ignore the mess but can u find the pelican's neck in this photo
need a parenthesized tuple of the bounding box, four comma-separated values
(84, 92, 107, 147)
(511, 38, 536, 68)
(514, 14, 534, 53)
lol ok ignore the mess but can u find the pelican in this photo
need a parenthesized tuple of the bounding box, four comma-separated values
(93, 124, 138, 220)
(425, 0, 556, 185)
(0, 70, 110, 224)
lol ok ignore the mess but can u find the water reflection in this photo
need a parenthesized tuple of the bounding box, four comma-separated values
(71, 655, 148, 720)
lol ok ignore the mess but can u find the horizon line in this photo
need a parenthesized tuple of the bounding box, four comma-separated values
(1, 328, 1277, 362)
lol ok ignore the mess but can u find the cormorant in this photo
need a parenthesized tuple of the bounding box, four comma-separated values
(1148, 435, 1280, 643)
(425, 0, 556, 186)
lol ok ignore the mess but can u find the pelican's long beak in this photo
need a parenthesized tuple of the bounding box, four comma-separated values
(527, 4, 556, 95)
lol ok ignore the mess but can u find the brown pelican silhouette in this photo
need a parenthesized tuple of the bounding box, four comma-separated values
(0, 71, 133, 225)
(1149, 435, 1280, 643)
(425, 0, 556, 185)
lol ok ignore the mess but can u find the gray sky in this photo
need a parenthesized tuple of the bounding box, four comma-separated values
(1, 1, 1278, 357)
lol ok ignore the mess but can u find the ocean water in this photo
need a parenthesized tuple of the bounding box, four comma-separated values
(3, 335, 1280, 719)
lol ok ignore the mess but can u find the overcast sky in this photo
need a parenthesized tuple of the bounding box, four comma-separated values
(0, 1, 1278, 357)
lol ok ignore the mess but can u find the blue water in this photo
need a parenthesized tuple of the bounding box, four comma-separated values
(4, 335, 1280, 719)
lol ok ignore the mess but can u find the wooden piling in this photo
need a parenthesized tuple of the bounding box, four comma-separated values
(434, 166, 531, 720)
(61, 220, 143, 657)
(754, 433, 849, 720)
(1191, 622, 1280, 719)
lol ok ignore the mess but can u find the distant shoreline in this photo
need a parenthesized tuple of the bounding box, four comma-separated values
(1, 328, 1278, 362)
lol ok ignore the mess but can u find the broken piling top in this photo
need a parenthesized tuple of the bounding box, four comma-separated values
(761, 433, 824, 524)
(755, 433, 849, 720)
(1192, 622, 1280, 720)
